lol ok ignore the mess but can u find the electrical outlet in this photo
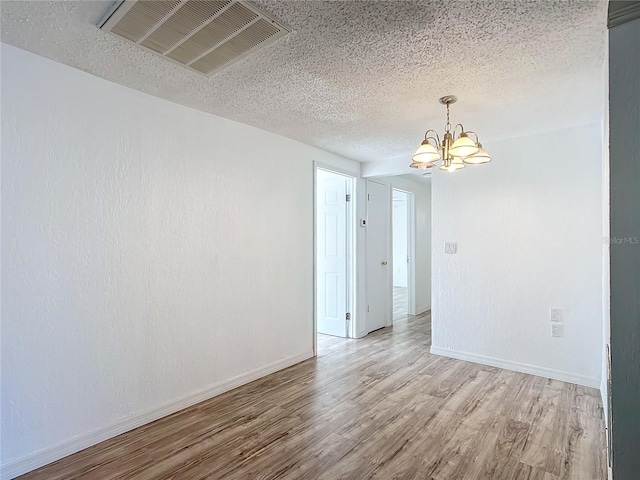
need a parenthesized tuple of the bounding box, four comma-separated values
(551, 323, 563, 337)
(445, 242, 457, 254)
(550, 308, 562, 322)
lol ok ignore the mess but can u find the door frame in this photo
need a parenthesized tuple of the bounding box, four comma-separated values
(313, 163, 357, 355)
(391, 188, 417, 317)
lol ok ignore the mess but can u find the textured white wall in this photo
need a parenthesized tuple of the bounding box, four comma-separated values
(431, 124, 604, 387)
(1, 44, 358, 469)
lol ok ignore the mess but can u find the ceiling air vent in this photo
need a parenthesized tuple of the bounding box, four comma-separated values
(99, 0, 289, 75)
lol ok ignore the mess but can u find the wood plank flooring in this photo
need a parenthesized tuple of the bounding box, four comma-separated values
(19, 312, 606, 479)
(393, 286, 408, 318)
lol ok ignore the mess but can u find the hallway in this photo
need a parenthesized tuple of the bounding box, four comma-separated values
(20, 314, 606, 480)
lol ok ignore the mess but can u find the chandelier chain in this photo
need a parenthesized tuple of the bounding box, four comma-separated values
(445, 103, 452, 132)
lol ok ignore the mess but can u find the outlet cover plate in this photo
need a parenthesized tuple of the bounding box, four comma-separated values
(550, 308, 562, 322)
(552, 323, 563, 337)
(445, 242, 457, 254)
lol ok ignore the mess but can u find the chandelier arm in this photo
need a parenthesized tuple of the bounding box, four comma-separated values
(426, 135, 439, 146)
(426, 130, 441, 147)
(423, 129, 439, 141)
(452, 124, 466, 138)
(464, 131, 480, 143)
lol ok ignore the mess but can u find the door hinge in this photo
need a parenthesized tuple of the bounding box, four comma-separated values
(346, 194, 351, 202)
(346, 312, 351, 321)
(367, 193, 370, 201)
(367, 305, 370, 312)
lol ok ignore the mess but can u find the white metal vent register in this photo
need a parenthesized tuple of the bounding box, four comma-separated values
(99, 0, 289, 75)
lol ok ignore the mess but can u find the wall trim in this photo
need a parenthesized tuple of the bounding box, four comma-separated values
(1, 351, 313, 480)
(430, 346, 600, 389)
(601, 378, 608, 426)
(608, 1, 640, 28)
(414, 306, 431, 316)
(601, 377, 612, 480)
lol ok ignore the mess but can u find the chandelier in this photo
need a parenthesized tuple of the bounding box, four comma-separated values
(410, 95, 491, 172)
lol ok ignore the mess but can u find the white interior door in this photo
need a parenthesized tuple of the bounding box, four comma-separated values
(366, 180, 390, 333)
(317, 169, 349, 337)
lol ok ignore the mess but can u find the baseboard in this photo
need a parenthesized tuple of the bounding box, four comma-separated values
(414, 306, 431, 315)
(430, 346, 600, 388)
(1, 351, 313, 480)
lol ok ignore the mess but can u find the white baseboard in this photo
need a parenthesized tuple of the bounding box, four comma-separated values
(413, 306, 431, 315)
(430, 346, 600, 388)
(1, 351, 313, 480)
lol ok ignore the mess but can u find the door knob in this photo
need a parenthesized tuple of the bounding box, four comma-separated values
(381, 261, 388, 266)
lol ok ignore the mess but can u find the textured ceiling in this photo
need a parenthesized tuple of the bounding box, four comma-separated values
(1, 1, 607, 163)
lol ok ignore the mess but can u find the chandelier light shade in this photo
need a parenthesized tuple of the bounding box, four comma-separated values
(409, 95, 491, 172)
(412, 140, 440, 164)
(463, 142, 491, 164)
(449, 133, 479, 158)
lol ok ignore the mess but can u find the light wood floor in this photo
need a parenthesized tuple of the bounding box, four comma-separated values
(19, 313, 606, 480)
(393, 286, 408, 319)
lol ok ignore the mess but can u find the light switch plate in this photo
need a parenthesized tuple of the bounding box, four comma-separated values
(445, 242, 457, 254)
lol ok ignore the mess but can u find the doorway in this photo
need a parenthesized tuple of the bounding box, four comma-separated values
(315, 167, 355, 346)
(392, 188, 416, 320)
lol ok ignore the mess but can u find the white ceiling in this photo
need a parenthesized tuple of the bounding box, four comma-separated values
(1, 1, 608, 163)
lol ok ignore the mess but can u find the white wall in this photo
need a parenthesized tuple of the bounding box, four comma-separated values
(392, 191, 408, 288)
(373, 176, 432, 315)
(0, 44, 358, 476)
(430, 123, 604, 388)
